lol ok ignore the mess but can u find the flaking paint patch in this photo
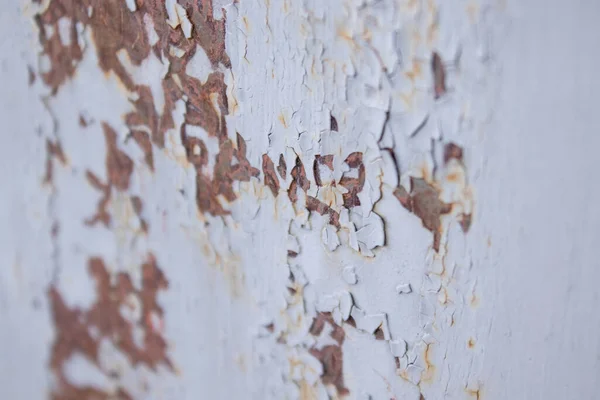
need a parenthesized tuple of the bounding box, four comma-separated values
(27, 0, 500, 397)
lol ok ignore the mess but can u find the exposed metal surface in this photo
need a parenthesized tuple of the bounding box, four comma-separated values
(1, 0, 600, 399)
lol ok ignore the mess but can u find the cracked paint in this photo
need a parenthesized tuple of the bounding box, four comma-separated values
(0, 0, 511, 398)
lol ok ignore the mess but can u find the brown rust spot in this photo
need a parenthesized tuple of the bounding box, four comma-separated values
(309, 312, 349, 396)
(131, 195, 149, 234)
(339, 152, 365, 208)
(432, 52, 446, 99)
(330, 115, 338, 132)
(103, 123, 133, 191)
(129, 130, 154, 171)
(394, 178, 451, 252)
(459, 213, 472, 233)
(443, 142, 463, 164)
(28, 65, 36, 86)
(84, 124, 134, 227)
(309, 346, 349, 396)
(44, 139, 67, 184)
(313, 154, 334, 187)
(288, 156, 310, 203)
(467, 337, 476, 349)
(466, 387, 482, 400)
(262, 154, 280, 196)
(277, 154, 287, 179)
(48, 255, 171, 399)
(306, 196, 341, 228)
(84, 170, 111, 227)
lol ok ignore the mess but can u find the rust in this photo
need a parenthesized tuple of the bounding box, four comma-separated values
(84, 170, 111, 227)
(459, 213, 472, 233)
(339, 152, 365, 208)
(313, 154, 334, 186)
(287, 250, 298, 258)
(306, 196, 341, 228)
(103, 123, 133, 191)
(28, 65, 36, 86)
(330, 115, 338, 132)
(182, 72, 229, 140)
(309, 313, 349, 396)
(131, 195, 149, 233)
(44, 139, 67, 184)
(374, 326, 385, 340)
(432, 52, 446, 99)
(262, 154, 280, 196)
(84, 125, 133, 226)
(467, 338, 476, 349)
(394, 178, 451, 252)
(309, 346, 349, 396)
(48, 255, 170, 399)
(393, 185, 411, 211)
(130, 130, 155, 171)
(182, 133, 208, 169)
(443, 142, 463, 164)
(277, 154, 287, 179)
(288, 156, 310, 203)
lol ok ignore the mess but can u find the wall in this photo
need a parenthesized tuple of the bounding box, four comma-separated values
(0, 0, 599, 399)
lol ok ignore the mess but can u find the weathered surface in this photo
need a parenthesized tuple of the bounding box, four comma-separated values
(1, 0, 600, 399)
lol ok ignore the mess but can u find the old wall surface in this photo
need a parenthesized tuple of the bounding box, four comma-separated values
(1, 0, 599, 399)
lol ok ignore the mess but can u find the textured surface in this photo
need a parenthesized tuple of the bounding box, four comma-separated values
(1, 0, 599, 399)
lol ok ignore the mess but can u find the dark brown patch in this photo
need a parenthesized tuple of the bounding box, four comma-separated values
(48, 255, 170, 399)
(330, 115, 338, 132)
(103, 123, 133, 191)
(394, 178, 452, 252)
(309, 346, 349, 396)
(44, 139, 67, 184)
(28, 65, 36, 86)
(374, 326, 385, 340)
(262, 154, 280, 196)
(306, 196, 341, 228)
(288, 156, 310, 203)
(432, 52, 446, 99)
(339, 152, 365, 208)
(84, 170, 111, 227)
(443, 142, 463, 164)
(459, 213, 472, 233)
(309, 312, 349, 396)
(130, 130, 154, 171)
(131, 195, 149, 234)
(313, 154, 334, 187)
(277, 154, 287, 179)
(84, 124, 134, 227)
(392, 185, 411, 211)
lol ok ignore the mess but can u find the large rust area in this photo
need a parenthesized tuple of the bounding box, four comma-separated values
(48, 255, 170, 399)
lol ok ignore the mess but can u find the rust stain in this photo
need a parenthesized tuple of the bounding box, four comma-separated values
(277, 154, 287, 179)
(443, 142, 463, 164)
(48, 255, 171, 399)
(278, 112, 288, 128)
(313, 154, 334, 187)
(330, 115, 338, 132)
(44, 139, 67, 184)
(432, 52, 446, 99)
(288, 156, 310, 203)
(394, 178, 451, 252)
(467, 337, 476, 349)
(262, 154, 280, 196)
(339, 152, 365, 208)
(308, 312, 349, 397)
